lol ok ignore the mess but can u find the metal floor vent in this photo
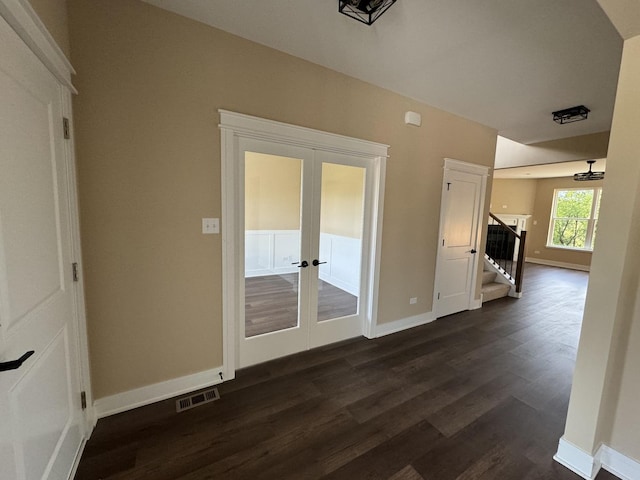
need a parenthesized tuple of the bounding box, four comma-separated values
(176, 387, 220, 413)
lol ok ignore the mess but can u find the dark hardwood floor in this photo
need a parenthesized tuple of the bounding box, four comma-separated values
(245, 273, 358, 337)
(76, 264, 620, 480)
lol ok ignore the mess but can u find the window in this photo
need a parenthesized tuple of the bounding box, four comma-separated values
(548, 188, 602, 251)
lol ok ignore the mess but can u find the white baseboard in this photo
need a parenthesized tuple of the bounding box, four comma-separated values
(525, 257, 590, 272)
(554, 437, 601, 479)
(600, 445, 640, 480)
(554, 437, 640, 480)
(375, 311, 436, 337)
(94, 366, 224, 419)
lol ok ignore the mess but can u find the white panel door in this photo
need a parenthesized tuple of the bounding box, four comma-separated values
(0, 15, 84, 480)
(435, 166, 484, 318)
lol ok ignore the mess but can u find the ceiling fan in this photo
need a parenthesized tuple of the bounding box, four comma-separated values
(574, 160, 605, 182)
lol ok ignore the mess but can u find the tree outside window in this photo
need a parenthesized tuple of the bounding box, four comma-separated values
(548, 188, 602, 250)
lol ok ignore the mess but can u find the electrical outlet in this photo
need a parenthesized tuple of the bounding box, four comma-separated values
(534, 250, 540, 254)
(202, 218, 219, 234)
(409, 297, 417, 305)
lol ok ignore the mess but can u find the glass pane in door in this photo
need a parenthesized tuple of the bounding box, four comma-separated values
(317, 163, 365, 322)
(244, 152, 302, 337)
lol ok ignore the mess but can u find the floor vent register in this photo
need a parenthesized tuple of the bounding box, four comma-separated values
(176, 387, 220, 413)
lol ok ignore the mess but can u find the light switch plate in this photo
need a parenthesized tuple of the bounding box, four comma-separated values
(202, 218, 219, 234)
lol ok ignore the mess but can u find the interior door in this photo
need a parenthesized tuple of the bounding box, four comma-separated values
(308, 152, 369, 348)
(0, 14, 84, 480)
(240, 139, 313, 368)
(239, 140, 372, 367)
(434, 166, 484, 318)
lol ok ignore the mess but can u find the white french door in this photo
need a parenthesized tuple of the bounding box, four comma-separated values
(239, 139, 372, 367)
(309, 151, 371, 349)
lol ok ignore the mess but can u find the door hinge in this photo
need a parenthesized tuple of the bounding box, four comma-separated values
(72, 262, 79, 282)
(447, 182, 451, 191)
(81, 391, 87, 410)
(63, 117, 70, 139)
(442, 239, 445, 246)
(437, 292, 440, 300)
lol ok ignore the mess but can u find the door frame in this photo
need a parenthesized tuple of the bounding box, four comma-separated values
(0, 0, 93, 469)
(433, 158, 489, 317)
(219, 110, 388, 377)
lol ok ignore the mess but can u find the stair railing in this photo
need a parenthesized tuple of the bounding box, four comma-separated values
(486, 213, 527, 293)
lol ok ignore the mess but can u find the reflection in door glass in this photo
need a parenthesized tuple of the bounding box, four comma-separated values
(244, 152, 302, 338)
(317, 163, 365, 322)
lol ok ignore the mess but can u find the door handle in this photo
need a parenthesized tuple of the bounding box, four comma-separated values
(312, 259, 327, 267)
(296, 260, 309, 268)
(0, 350, 35, 372)
(467, 249, 477, 254)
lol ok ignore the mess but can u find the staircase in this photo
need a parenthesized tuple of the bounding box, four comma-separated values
(482, 212, 528, 304)
(481, 266, 511, 303)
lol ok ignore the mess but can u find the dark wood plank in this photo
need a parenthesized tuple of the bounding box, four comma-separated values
(75, 264, 622, 480)
(245, 273, 358, 337)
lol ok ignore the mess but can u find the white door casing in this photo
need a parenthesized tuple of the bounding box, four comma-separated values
(0, 3, 89, 480)
(220, 110, 388, 373)
(434, 159, 489, 318)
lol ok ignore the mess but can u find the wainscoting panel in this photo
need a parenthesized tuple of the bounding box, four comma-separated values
(245, 230, 300, 277)
(245, 230, 361, 296)
(319, 233, 361, 296)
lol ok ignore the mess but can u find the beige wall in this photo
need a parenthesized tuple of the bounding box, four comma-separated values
(28, 0, 71, 58)
(320, 163, 365, 239)
(609, 265, 640, 460)
(245, 153, 301, 231)
(563, 33, 640, 463)
(244, 156, 365, 237)
(598, 35, 640, 462)
(528, 177, 603, 268)
(490, 179, 537, 214)
(67, 0, 497, 399)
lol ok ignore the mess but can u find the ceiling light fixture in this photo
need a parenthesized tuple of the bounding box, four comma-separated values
(552, 105, 590, 124)
(574, 160, 604, 182)
(338, 0, 397, 25)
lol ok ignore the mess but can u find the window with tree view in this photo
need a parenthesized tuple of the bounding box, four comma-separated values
(548, 188, 602, 250)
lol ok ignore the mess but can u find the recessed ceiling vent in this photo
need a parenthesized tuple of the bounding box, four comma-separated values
(553, 105, 590, 124)
(176, 387, 220, 413)
(574, 160, 604, 182)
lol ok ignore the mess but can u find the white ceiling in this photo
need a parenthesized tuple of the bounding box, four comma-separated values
(142, 0, 623, 145)
(494, 159, 606, 179)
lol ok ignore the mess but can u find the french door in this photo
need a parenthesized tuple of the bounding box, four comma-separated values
(239, 138, 371, 367)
